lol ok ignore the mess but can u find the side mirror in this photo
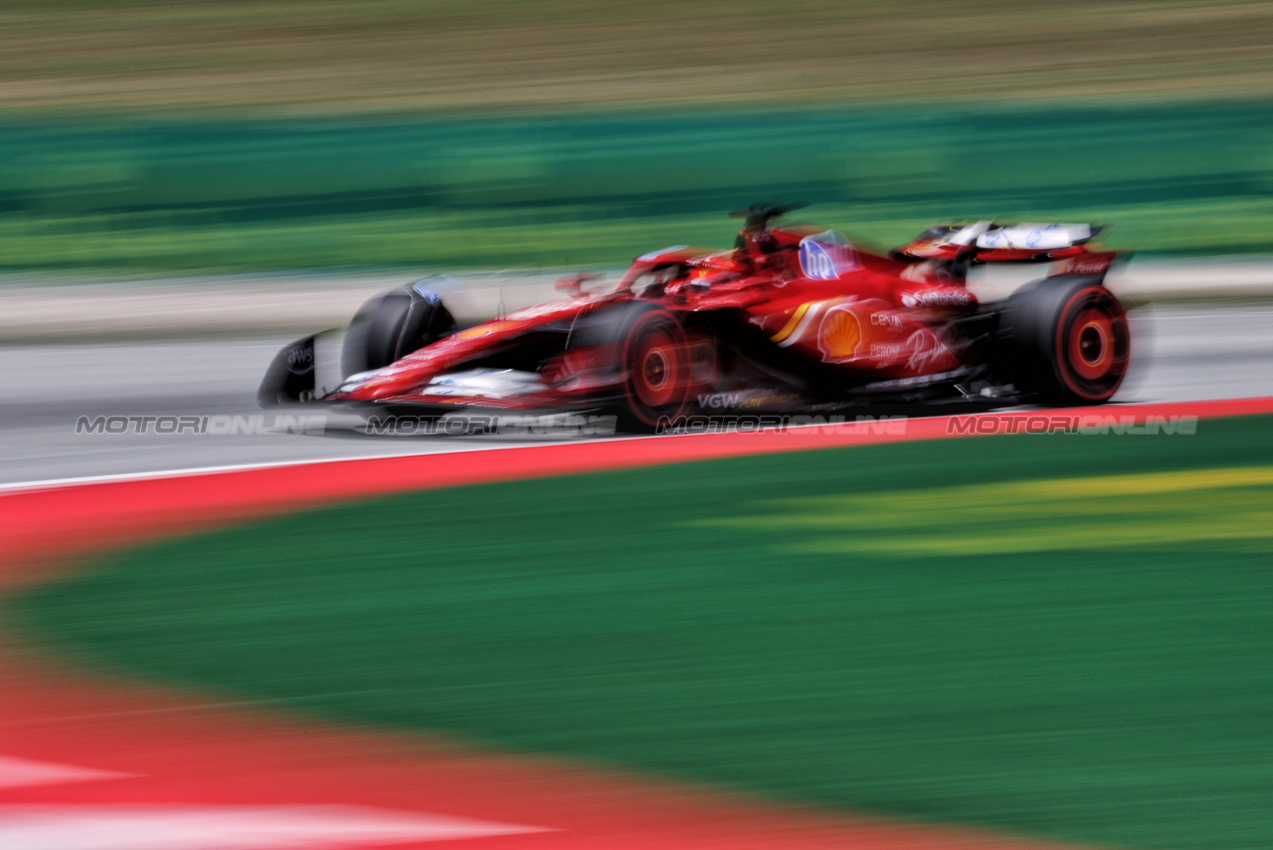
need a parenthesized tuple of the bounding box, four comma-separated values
(556, 272, 600, 294)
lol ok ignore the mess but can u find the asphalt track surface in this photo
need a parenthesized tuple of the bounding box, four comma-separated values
(3, 302, 1272, 488)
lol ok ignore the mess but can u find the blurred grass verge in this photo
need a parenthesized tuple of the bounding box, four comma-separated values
(2, 103, 1273, 272)
(11, 416, 1273, 850)
(2, 0, 1273, 272)
(3, 1, 1271, 113)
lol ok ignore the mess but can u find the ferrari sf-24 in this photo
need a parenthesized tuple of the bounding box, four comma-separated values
(261, 205, 1131, 432)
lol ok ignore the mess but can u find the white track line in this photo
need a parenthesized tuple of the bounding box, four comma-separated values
(0, 805, 550, 850)
(0, 438, 631, 495)
(0, 756, 134, 790)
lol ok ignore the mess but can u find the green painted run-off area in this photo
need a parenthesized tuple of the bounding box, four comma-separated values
(12, 416, 1273, 850)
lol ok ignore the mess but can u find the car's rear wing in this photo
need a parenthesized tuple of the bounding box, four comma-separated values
(893, 221, 1120, 277)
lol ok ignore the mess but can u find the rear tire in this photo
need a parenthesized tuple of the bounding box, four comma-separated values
(999, 275, 1130, 404)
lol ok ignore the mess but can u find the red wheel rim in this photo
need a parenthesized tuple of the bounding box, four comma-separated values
(1054, 287, 1130, 400)
(1069, 307, 1115, 380)
(632, 328, 680, 408)
(621, 310, 690, 425)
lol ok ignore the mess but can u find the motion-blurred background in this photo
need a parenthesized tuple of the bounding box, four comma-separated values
(2, 0, 1272, 272)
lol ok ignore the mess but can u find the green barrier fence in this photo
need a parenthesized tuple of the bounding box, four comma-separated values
(1, 102, 1270, 271)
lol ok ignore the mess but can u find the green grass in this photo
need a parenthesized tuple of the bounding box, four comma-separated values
(11, 417, 1273, 849)
(2, 103, 1273, 271)
(3, 2, 1272, 271)
(2, 1, 1272, 114)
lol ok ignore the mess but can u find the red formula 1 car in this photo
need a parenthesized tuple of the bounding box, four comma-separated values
(261, 205, 1130, 432)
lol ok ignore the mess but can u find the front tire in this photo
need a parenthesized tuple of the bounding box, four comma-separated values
(570, 301, 691, 432)
(342, 284, 457, 378)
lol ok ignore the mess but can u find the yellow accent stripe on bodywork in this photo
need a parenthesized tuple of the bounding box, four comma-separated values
(770, 302, 813, 343)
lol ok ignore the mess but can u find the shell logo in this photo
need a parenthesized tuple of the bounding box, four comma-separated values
(818, 306, 863, 361)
